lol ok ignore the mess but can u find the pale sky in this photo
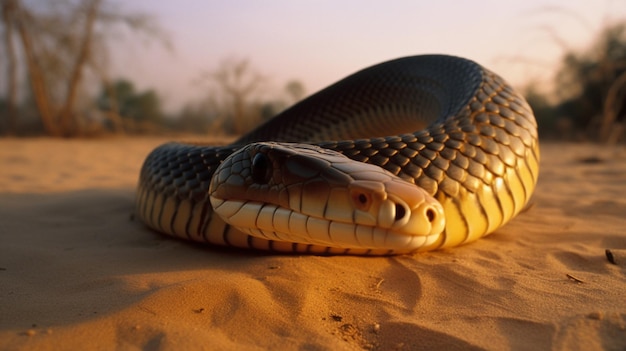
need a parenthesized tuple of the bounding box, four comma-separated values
(109, 0, 626, 112)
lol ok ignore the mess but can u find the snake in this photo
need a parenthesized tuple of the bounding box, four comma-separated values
(136, 54, 540, 255)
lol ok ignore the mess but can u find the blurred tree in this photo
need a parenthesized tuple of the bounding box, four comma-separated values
(258, 101, 286, 122)
(8, 0, 102, 136)
(1, 0, 18, 135)
(198, 58, 266, 135)
(173, 100, 217, 134)
(257, 80, 307, 122)
(0, 0, 169, 136)
(96, 79, 163, 132)
(523, 82, 560, 139)
(191, 63, 307, 135)
(552, 22, 626, 142)
(284, 80, 306, 104)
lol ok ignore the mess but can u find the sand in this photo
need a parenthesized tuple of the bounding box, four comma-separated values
(0, 137, 625, 351)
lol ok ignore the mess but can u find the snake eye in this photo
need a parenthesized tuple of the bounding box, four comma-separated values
(251, 153, 270, 183)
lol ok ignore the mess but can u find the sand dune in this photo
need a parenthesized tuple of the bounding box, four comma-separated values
(0, 138, 625, 350)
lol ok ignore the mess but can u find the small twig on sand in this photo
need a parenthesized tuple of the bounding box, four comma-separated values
(566, 273, 585, 283)
(605, 249, 617, 265)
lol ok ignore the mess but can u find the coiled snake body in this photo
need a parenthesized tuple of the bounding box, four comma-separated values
(136, 55, 539, 255)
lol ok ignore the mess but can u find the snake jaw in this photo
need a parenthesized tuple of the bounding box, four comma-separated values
(209, 197, 442, 252)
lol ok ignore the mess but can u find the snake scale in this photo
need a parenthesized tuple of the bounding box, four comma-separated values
(136, 54, 539, 255)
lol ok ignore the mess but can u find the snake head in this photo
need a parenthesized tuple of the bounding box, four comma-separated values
(209, 142, 445, 253)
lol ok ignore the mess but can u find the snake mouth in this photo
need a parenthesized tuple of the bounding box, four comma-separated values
(210, 197, 442, 252)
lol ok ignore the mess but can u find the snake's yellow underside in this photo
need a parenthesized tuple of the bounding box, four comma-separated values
(136, 55, 539, 255)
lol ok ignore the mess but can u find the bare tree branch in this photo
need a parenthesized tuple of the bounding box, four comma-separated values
(199, 58, 266, 135)
(58, 0, 101, 136)
(2, 0, 170, 136)
(1, 0, 18, 134)
(12, 0, 60, 136)
(601, 70, 626, 143)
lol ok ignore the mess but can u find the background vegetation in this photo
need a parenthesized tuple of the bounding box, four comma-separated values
(524, 21, 626, 143)
(1, 0, 625, 142)
(0, 0, 305, 137)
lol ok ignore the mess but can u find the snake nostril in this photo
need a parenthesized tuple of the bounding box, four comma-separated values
(394, 203, 406, 222)
(426, 207, 436, 222)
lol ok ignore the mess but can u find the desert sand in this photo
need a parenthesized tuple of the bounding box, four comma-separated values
(0, 137, 625, 351)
